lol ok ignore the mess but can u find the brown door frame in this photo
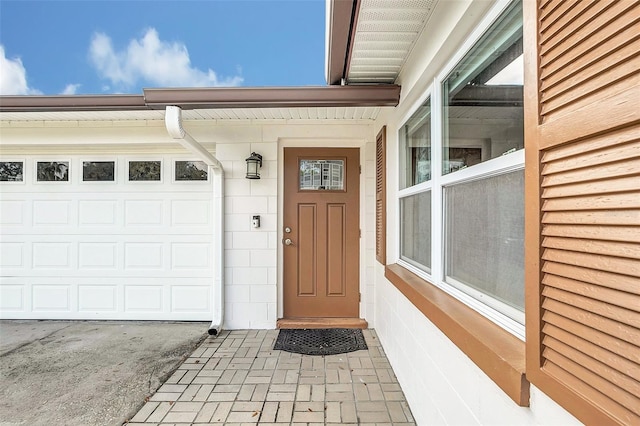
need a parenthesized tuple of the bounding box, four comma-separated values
(281, 147, 361, 322)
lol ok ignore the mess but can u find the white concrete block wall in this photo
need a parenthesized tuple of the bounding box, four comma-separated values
(362, 136, 377, 326)
(374, 266, 582, 425)
(217, 140, 278, 330)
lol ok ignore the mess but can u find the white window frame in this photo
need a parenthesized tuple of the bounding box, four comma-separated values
(396, 0, 525, 340)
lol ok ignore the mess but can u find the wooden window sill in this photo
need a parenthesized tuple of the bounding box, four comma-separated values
(385, 264, 530, 406)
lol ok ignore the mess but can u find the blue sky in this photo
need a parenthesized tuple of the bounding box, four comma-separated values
(0, 0, 326, 95)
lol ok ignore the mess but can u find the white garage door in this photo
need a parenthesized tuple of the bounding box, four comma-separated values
(0, 154, 214, 320)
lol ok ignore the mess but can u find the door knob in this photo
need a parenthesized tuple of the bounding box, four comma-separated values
(284, 238, 293, 246)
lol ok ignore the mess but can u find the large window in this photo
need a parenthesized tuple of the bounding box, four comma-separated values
(398, 0, 524, 336)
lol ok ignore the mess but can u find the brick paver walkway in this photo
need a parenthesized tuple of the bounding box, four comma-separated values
(126, 329, 415, 425)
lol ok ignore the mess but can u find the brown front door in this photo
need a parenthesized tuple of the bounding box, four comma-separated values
(283, 148, 360, 318)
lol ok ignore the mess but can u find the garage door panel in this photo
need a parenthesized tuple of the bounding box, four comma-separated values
(0, 242, 25, 268)
(78, 243, 118, 269)
(78, 285, 117, 312)
(171, 285, 210, 312)
(0, 200, 26, 225)
(33, 200, 73, 226)
(0, 154, 214, 320)
(124, 242, 165, 269)
(171, 199, 211, 226)
(0, 283, 25, 311)
(125, 285, 164, 312)
(32, 242, 72, 269)
(1, 276, 212, 320)
(171, 243, 211, 269)
(79, 200, 118, 226)
(125, 200, 165, 226)
(32, 285, 71, 312)
(2, 241, 213, 277)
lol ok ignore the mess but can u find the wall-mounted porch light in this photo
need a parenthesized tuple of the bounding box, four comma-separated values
(245, 152, 262, 179)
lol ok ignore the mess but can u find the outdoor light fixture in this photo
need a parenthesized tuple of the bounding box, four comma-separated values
(245, 152, 262, 179)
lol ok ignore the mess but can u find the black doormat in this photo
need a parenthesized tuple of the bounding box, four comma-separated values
(274, 328, 367, 356)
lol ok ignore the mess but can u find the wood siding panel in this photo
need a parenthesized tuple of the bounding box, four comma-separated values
(376, 126, 386, 265)
(525, 0, 640, 424)
(541, 125, 640, 162)
(541, 156, 640, 188)
(543, 336, 640, 403)
(542, 311, 640, 365)
(543, 224, 640, 243)
(543, 323, 640, 382)
(542, 210, 640, 226)
(540, 22, 640, 89)
(539, 1, 639, 83)
(542, 262, 640, 296)
(542, 175, 640, 198)
(542, 236, 640, 260)
(542, 346, 640, 419)
(541, 140, 640, 175)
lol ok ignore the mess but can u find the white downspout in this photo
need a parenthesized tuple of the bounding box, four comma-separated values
(165, 106, 224, 336)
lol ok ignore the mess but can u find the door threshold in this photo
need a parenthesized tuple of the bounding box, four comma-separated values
(277, 318, 368, 329)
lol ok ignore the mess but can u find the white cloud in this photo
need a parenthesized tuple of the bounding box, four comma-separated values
(89, 28, 243, 90)
(61, 83, 81, 95)
(0, 45, 42, 95)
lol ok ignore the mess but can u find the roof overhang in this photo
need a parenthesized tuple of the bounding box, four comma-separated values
(325, 0, 360, 85)
(0, 95, 147, 112)
(0, 85, 400, 113)
(144, 85, 399, 109)
(326, 0, 438, 85)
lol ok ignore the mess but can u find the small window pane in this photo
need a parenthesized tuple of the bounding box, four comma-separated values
(299, 160, 344, 190)
(400, 98, 431, 189)
(400, 190, 431, 272)
(442, 1, 523, 175)
(175, 161, 208, 181)
(129, 161, 161, 181)
(83, 161, 115, 181)
(0, 162, 24, 182)
(444, 170, 524, 315)
(37, 161, 69, 182)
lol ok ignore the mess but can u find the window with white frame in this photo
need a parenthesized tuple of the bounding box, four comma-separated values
(398, 0, 525, 335)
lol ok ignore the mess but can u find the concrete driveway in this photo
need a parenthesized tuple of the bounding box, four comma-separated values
(0, 320, 208, 426)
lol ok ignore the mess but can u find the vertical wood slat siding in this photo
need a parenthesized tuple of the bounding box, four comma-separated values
(525, 0, 640, 424)
(376, 126, 386, 265)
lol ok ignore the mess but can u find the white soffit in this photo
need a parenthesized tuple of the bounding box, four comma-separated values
(348, 0, 438, 84)
(0, 107, 382, 122)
